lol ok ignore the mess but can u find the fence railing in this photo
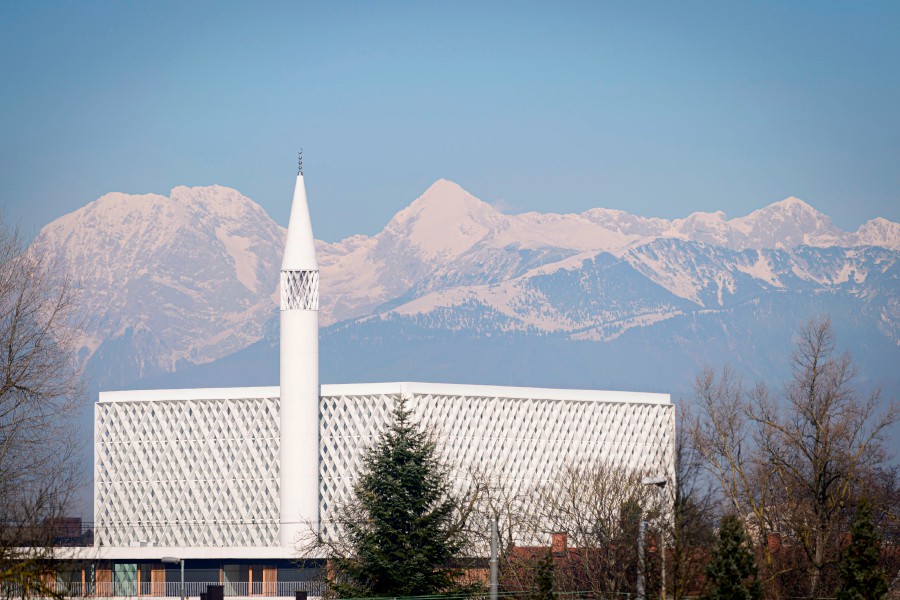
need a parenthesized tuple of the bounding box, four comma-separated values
(0, 581, 327, 598)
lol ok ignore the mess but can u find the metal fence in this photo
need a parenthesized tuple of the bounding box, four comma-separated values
(0, 581, 327, 598)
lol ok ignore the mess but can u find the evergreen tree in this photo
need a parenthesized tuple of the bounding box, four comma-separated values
(533, 551, 556, 600)
(701, 515, 762, 600)
(330, 399, 469, 597)
(836, 500, 888, 600)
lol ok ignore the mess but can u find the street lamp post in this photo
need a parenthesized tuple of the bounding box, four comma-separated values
(637, 519, 647, 600)
(162, 557, 184, 600)
(641, 476, 667, 600)
(489, 516, 498, 600)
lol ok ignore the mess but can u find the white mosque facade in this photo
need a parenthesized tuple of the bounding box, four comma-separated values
(81, 165, 674, 593)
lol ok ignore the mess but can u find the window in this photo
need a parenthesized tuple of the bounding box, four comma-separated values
(113, 563, 137, 597)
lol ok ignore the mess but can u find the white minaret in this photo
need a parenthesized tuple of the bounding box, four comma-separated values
(279, 151, 320, 547)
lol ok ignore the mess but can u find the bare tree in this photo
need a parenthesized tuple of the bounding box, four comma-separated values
(754, 317, 897, 595)
(690, 364, 784, 589)
(0, 220, 85, 598)
(669, 401, 717, 600)
(691, 317, 898, 599)
(506, 463, 659, 598)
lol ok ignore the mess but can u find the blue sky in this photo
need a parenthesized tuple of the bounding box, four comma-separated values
(2, 1, 898, 242)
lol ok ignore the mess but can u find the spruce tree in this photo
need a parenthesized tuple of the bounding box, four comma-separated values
(701, 515, 762, 600)
(533, 551, 556, 600)
(836, 500, 888, 600)
(331, 399, 468, 597)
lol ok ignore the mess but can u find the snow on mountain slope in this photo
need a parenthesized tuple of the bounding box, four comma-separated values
(666, 197, 849, 249)
(317, 182, 898, 325)
(580, 207, 673, 237)
(384, 179, 509, 259)
(730, 197, 845, 247)
(32, 178, 899, 388)
(374, 241, 897, 343)
(317, 180, 512, 324)
(32, 185, 285, 380)
(854, 217, 900, 248)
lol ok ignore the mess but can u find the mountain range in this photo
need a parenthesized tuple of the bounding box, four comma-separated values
(31, 180, 899, 401)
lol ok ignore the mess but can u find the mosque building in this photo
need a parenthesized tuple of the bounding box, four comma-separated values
(74, 160, 674, 596)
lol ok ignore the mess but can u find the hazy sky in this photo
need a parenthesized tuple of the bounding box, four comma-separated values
(2, 1, 898, 242)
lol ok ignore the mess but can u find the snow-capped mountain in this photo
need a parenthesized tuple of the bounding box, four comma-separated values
(318, 180, 898, 325)
(31, 185, 285, 385)
(377, 242, 896, 341)
(31, 179, 899, 391)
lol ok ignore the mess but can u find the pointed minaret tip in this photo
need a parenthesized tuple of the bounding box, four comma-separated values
(282, 153, 318, 270)
(298, 149, 303, 176)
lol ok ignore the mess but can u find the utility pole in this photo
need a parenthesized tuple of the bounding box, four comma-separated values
(637, 520, 646, 600)
(659, 485, 666, 600)
(642, 475, 667, 600)
(489, 516, 499, 600)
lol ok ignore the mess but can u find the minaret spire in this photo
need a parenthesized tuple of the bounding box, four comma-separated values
(279, 152, 320, 547)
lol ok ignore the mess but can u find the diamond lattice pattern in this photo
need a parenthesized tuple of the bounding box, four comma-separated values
(95, 389, 672, 548)
(95, 396, 281, 547)
(280, 270, 319, 310)
(320, 392, 675, 542)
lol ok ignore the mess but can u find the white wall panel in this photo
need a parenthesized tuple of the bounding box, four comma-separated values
(95, 384, 674, 549)
(319, 389, 675, 542)
(95, 395, 281, 547)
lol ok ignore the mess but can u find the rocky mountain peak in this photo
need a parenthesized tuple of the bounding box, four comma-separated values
(396, 179, 499, 220)
(744, 196, 828, 223)
(772, 195, 812, 209)
(31, 186, 284, 381)
(729, 196, 840, 249)
(383, 179, 506, 259)
(855, 217, 900, 249)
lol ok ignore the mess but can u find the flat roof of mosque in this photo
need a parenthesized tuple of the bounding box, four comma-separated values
(98, 382, 670, 406)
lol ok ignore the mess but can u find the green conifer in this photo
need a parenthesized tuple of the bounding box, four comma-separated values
(330, 399, 468, 597)
(701, 514, 762, 600)
(836, 500, 888, 600)
(533, 551, 556, 600)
